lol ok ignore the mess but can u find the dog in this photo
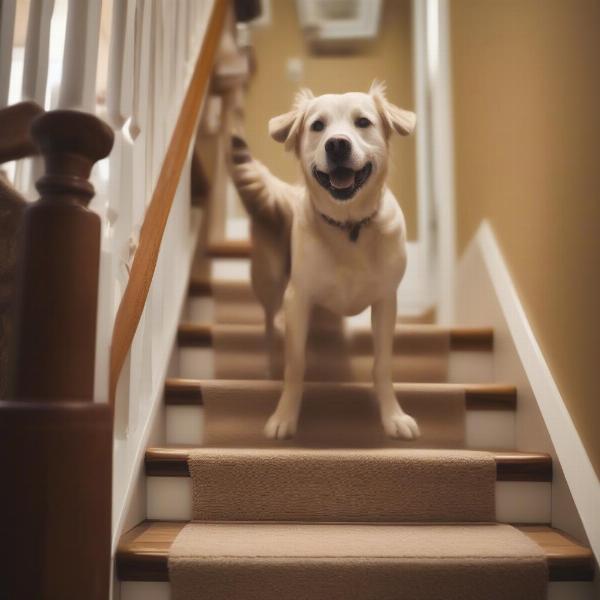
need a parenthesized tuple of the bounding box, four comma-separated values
(229, 81, 420, 441)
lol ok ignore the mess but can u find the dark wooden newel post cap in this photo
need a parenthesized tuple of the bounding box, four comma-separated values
(31, 110, 114, 204)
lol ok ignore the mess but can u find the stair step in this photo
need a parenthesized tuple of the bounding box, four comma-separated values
(116, 521, 595, 583)
(177, 323, 495, 383)
(186, 277, 436, 324)
(164, 380, 517, 451)
(164, 379, 516, 411)
(144, 448, 552, 481)
(205, 240, 252, 258)
(177, 323, 494, 352)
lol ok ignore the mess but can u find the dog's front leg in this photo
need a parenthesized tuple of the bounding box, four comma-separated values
(264, 285, 309, 439)
(372, 294, 421, 440)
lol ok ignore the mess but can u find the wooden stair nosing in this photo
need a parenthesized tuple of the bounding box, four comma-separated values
(115, 520, 595, 583)
(163, 379, 517, 411)
(205, 240, 252, 258)
(144, 448, 552, 482)
(176, 323, 494, 352)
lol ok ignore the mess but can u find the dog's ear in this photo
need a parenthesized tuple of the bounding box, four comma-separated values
(268, 88, 314, 151)
(369, 80, 416, 137)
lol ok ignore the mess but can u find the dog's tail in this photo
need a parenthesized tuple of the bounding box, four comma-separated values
(228, 135, 294, 229)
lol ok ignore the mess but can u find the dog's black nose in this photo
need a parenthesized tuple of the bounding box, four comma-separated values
(325, 136, 351, 162)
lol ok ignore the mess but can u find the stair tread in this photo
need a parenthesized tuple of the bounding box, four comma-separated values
(164, 378, 517, 410)
(144, 447, 552, 481)
(177, 322, 494, 351)
(116, 520, 594, 582)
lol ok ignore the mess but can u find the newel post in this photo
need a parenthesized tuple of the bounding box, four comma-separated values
(11, 110, 114, 400)
(0, 110, 114, 598)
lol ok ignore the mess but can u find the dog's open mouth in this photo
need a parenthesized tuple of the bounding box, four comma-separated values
(312, 163, 373, 201)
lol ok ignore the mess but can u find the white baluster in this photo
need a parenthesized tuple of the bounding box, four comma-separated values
(175, 0, 186, 105)
(149, 0, 163, 189)
(129, 0, 150, 140)
(0, 0, 16, 108)
(184, 0, 192, 66)
(107, 0, 135, 128)
(21, 0, 54, 106)
(58, 0, 102, 112)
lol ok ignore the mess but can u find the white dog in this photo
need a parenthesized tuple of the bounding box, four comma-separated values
(229, 81, 420, 441)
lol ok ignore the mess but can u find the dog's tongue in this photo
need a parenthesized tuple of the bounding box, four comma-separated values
(329, 167, 355, 189)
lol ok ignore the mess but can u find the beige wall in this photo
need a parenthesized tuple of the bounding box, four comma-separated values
(451, 0, 600, 475)
(243, 0, 417, 239)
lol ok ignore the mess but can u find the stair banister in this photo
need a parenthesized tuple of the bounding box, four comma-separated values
(109, 0, 229, 406)
(1, 1, 232, 596)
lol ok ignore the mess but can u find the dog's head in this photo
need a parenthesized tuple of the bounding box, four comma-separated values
(269, 81, 415, 206)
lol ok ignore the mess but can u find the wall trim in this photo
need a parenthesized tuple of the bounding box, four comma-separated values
(466, 221, 600, 560)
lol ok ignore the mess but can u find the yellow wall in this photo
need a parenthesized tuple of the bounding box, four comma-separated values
(243, 0, 417, 238)
(451, 0, 600, 474)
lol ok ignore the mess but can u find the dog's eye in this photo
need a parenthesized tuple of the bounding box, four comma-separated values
(355, 117, 372, 128)
(311, 120, 325, 132)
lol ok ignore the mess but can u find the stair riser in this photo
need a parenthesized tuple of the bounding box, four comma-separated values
(119, 581, 598, 600)
(210, 258, 250, 281)
(164, 405, 515, 450)
(186, 297, 433, 325)
(144, 476, 551, 524)
(177, 347, 494, 384)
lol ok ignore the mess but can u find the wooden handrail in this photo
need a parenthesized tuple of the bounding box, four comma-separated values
(109, 0, 229, 405)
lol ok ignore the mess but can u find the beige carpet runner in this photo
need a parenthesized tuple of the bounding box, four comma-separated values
(212, 322, 451, 382)
(211, 280, 264, 324)
(170, 523, 546, 600)
(169, 279, 547, 599)
(187, 449, 495, 522)
(200, 380, 466, 448)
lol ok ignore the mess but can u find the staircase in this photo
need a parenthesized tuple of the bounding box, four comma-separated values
(116, 240, 595, 599)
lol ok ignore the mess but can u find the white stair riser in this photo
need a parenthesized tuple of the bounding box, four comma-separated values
(145, 476, 551, 524)
(177, 347, 494, 384)
(186, 297, 433, 325)
(185, 296, 215, 322)
(121, 581, 597, 600)
(210, 258, 250, 281)
(165, 405, 515, 450)
(120, 582, 170, 600)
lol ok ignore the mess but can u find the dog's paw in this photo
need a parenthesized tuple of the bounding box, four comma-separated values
(264, 411, 298, 440)
(230, 135, 252, 165)
(382, 412, 421, 440)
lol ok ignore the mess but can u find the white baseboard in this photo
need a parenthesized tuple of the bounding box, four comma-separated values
(456, 221, 600, 561)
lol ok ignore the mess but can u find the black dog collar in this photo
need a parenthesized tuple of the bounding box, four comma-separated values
(319, 209, 378, 242)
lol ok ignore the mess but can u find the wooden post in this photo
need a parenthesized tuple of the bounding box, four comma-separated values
(0, 109, 114, 598)
(10, 110, 113, 400)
